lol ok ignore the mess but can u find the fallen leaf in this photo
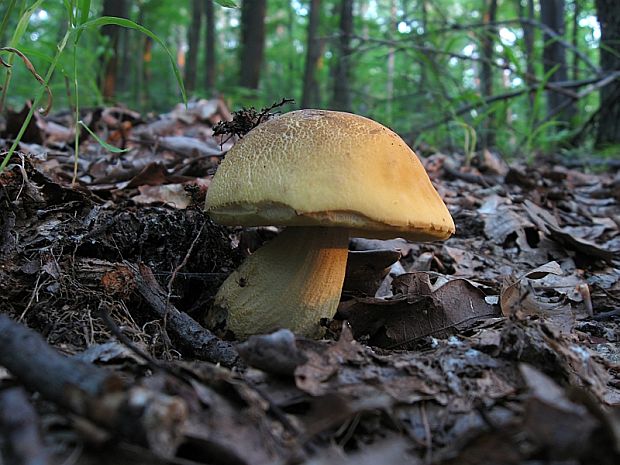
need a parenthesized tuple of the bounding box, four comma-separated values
(339, 272, 500, 348)
(500, 261, 591, 334)
(524, 200, 617, 263)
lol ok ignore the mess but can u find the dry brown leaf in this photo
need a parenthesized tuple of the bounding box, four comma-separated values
(500, 261, 592, 334)
(339, 272, 499, 348)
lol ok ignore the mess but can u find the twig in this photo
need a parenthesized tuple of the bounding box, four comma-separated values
(351, 35, 516, 73)
(129, 262, 239, 367)
(212, 98, 295, 143)
(415, 73, 618, 134)
(424, 17, 599, 73)
(541, 71, 620, 124)
(443, 163, 492, 187)
(97, 303, 167, 374)
(164, 223, 206, 334)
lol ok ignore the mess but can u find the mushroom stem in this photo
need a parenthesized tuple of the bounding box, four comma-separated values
(209, 227, 349, 339)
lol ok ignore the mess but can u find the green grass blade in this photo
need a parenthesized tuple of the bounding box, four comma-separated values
(79, 121, 129, 153)
(0, 30, 71, 172)
(10, 0, 45, 47)
(63, 0, 75, 25)
(0, 0, 18, 40)
(76, 16, 187, 104)
(74, 0, 92, 41)
(77, 0, 91, 25)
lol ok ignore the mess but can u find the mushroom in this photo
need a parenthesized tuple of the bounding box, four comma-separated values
(205, 109, 454, 339)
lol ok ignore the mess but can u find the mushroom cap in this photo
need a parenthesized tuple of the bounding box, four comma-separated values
(206, 109, 455, 241)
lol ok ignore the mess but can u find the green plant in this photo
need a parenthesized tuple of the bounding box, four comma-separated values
(0, 0, 188, 178)
(451, 120, 477, 164)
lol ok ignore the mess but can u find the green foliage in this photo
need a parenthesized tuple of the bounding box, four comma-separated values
(213, 0, 238, 7)
(0, 0, 613, 160)
(0, 0, 187, 174)
(79, 120, 129, 153)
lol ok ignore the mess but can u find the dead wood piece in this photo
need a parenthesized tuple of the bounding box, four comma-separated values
(443, 163, 493, 187)
(0, 314, 121, 408)
(157, 135, 224, 158)
(0, 386, 50, 465)
(0, 314, 188, 458)
(130, 262, 239, 367)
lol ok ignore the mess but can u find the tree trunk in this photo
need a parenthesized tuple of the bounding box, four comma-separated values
(571, 0, 580, 81)
(204, 0, 216, 95)
(520, 0, 536, 109)
(480, 0, 498, 148)
(239, 0, 267, 89)
(100, 0, 129, 100)
(185, 0, 204, 95)
(419, 0, 428, 89)
(301, 0, 322, 108)
(141, 36, 153, 108)
(540, 0, 575, 126)
(595, 0, 620, 146)
(386, 0, 396, 122)
(331, 0, 354, 111)
(117, 1, 132, 95)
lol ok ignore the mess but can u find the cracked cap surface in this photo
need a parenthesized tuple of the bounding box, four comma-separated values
(206, 109, 455, 241)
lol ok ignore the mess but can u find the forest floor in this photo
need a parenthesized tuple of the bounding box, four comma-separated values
(0, 100, 619, 465)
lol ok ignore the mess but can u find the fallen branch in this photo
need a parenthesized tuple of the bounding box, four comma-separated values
(129, 262, 239, 367)
(0, 314, 120, 406)
(0, 314, 188, 457)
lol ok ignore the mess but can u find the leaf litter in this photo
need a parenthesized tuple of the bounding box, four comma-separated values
(0, 100, 619, 464)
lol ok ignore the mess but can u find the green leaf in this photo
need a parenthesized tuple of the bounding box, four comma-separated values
(78, 121, 130, 153)
(63, 0, 75, 26)
(9, 0, 45, 48)
(74, 0, 92, 41)
(213, 0, 238, 7)
(77, 0, 91, 25)
(75, 16, 187, 104)
(0, 0, 17, 41)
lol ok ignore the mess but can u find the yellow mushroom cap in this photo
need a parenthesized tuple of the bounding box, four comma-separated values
(206, 109, 455, 241)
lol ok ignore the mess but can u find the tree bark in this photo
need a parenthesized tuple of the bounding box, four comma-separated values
(141, 35, 153, 107)
(480, 0, 498, 148)
(204, 0, 216, 94)
(520, 0, 536, 109)
(185, 0, 204, 95)
(100, 0, 129, 100)
(239, 0, 267, 89)
(301, 0, 322, 108)
(571, 0, 580, 81)
(386, 0, 396, 122)
(540, 0, 576, 126)
(419, 0, 428, 89)
(331, 0, 354, 111)
(595, 0, 620, 146)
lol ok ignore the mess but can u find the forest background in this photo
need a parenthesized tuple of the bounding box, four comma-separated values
(1, 0, 619, 161)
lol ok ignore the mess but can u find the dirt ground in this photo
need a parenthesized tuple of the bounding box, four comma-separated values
(1, 100, 619, 465)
